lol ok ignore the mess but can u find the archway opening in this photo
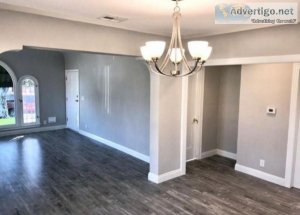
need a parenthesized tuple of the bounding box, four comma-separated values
(0, 64, 16, 127)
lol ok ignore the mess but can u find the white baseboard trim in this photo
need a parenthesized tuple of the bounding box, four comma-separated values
(217, 149, 237, 160)
(201, 149, 237, 160)
(148, 168, 184, 184)
(201, 149, 218, 159)
(0, 125, 66, 137)
(235, 164, 285, 187)
(78, 129, 150, 163)
(186, 158, 197, 162)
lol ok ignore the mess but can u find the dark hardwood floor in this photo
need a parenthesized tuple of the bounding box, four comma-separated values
(0, 129, 300, 215)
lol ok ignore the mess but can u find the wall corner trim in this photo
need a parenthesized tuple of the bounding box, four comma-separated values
(78, 129, 150, 163)
(148, 169, 185, 184)
(201, 149, 237, 160)
(0, 125, 66, 137)
(201, 149, 218, 159)
(216, 149, 237, 160)
(235, 164, 286, 187)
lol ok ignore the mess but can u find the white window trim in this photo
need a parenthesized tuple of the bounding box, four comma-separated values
(18, 75, 40, 127)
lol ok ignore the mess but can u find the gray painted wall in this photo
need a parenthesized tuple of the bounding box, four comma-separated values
(202, 67, 220, 152)
(202, 66, 241, 153)
(217, 66, 241, 153)
(237, 63, 293, 178)
(158, 77, 182, 174)
(0, 48, 66, 127)
(186, 24, 300, 59)
(64, 52, 150, 156)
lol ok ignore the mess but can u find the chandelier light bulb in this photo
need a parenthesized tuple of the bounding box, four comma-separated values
(170, 48, 185, 64)
(145, 41, 166, 59)
(201, 46, 213, 61)
(188, 41, 209, 59)
(140, 46, 152, 61)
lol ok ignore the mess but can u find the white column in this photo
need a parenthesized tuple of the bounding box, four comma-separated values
(148, 73, 188, 184)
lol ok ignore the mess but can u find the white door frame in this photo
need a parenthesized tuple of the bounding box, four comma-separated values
(286, 63, 300, 188)
(189, 68, 205, 160)
(65, 69, 80, 132)
(191, 55, 300, 188)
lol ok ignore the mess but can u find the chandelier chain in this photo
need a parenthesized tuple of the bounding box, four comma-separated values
(174, 0, 180, 12)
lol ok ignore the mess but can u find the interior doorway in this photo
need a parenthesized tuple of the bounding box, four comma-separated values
(66, 70, 79, 132)
(187, 61, 300, 188)
(187, 65, 241, 162)
(201, 66, 241, 161)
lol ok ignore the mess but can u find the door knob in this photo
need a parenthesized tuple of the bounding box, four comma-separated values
(75, 100, 79, 102)
(193, 118, 199, 124)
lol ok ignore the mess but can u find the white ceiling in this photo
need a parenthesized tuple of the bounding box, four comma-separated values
(0, 0, 299, 38)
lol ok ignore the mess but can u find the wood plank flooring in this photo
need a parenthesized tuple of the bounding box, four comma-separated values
(0, 129, 300, 215)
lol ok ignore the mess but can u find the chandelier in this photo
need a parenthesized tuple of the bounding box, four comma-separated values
(140, 0, 212, 77)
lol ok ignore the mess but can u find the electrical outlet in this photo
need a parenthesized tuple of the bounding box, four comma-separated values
(48, 117, 56, 123)
(266, 106, 276, 116)
(260, 159, 265, 167)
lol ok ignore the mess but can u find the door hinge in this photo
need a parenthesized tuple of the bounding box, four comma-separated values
(66, 117, 68, 122)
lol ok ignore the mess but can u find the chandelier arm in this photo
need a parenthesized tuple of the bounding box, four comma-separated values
(153, 60, 170, 76)
(174, 60, 203, 77)
(172, 12, 179, 74)
(147, 62, 169, 77)
(160, 15, 177, 72)
(176, 14, 193, 73)
(147, 61, 167, 76)
(148, 61, 203, 78)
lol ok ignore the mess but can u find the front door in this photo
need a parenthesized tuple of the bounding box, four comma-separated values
(66, 70, 79, 131)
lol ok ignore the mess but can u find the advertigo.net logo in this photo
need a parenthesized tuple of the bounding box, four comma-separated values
(215, 3, 298, 24)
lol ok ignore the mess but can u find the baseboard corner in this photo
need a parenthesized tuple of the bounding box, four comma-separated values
(201, 149, 218, 159)
(148, 169, 185, 184)
(216, 149, 237, 160)
(235, 163, 285, 187)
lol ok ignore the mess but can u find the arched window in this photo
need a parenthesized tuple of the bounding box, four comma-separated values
(19, 76, 40, 126)
(0, 61, 17, 128)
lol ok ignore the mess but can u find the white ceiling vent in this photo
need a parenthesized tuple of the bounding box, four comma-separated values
(98, 15, 128, 23)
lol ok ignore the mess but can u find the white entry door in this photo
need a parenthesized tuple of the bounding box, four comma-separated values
(186, 69, 205, 161)
(66, 70, 79, 131)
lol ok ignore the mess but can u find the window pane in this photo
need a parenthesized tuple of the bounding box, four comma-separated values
(0, 65, 15, 126)
(22, 79, 36, 124)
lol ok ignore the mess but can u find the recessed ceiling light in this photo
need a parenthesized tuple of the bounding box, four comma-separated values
(98, 15, 128, 23)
